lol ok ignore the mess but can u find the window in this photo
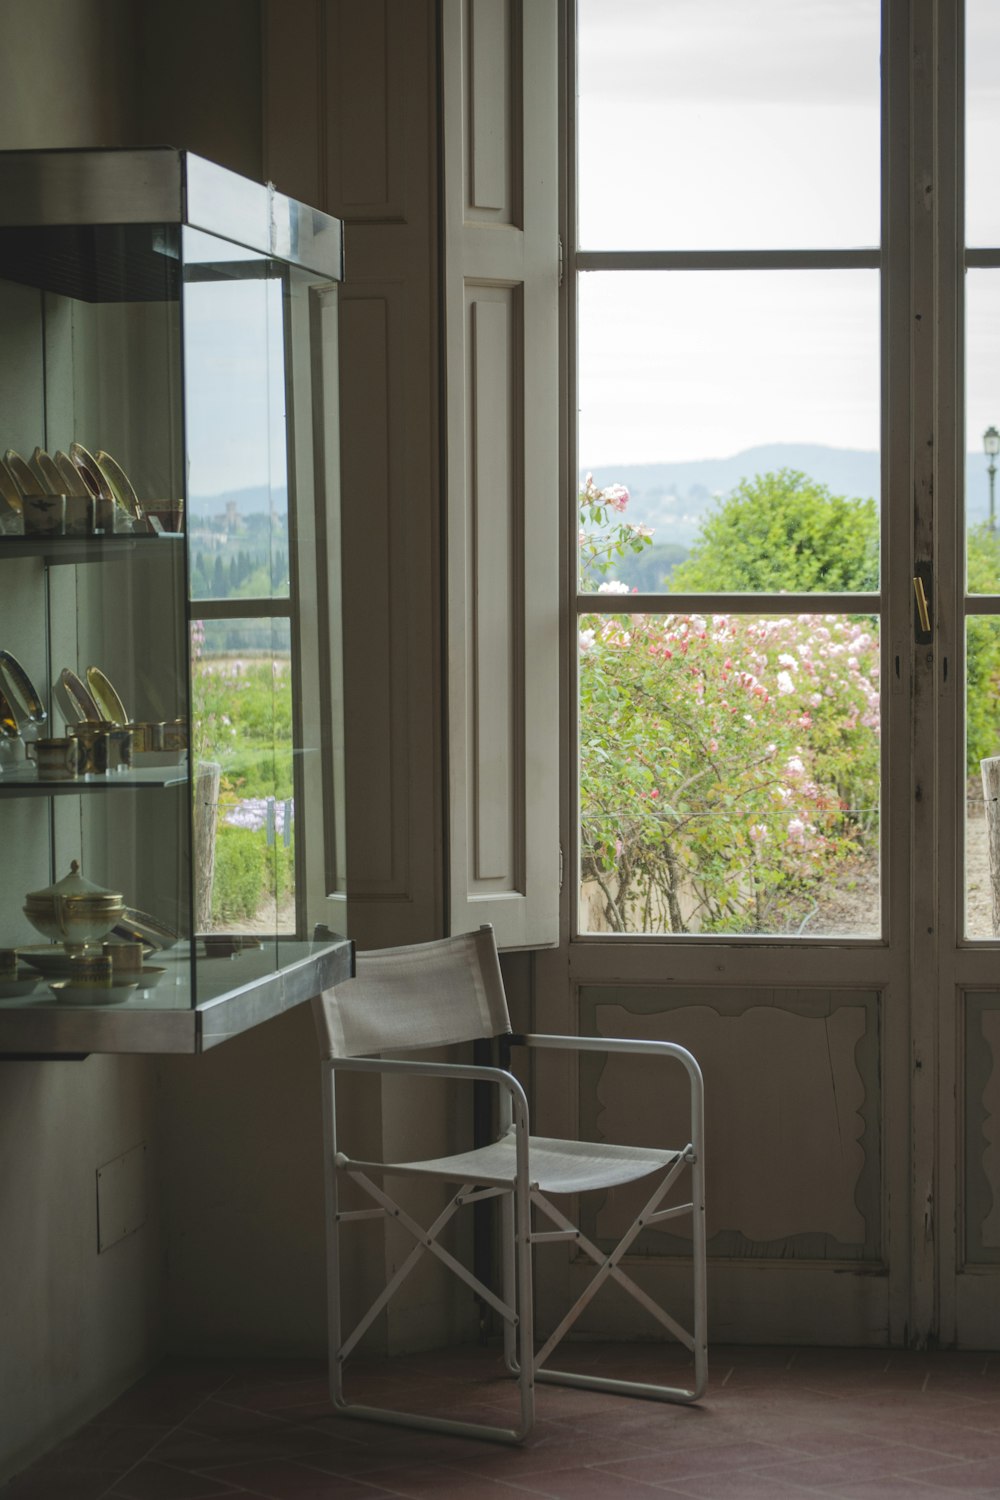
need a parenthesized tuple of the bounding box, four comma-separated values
(575, 0, 885, 937)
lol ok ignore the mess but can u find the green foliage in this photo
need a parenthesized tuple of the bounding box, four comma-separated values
(966, 524, 1000, 770)
(579, 608, 880, 933)
(579, 473, 653, 589)
(578, 474, 881, 935)
(191, 657, 293, 798)
(190, 648, 297, 927)
(670, 469, 878, 594)
(211, 825, 295, 924)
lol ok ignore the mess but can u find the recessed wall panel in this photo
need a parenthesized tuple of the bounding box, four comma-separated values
(466, 289, 520, 889)
(965, 993, 1000, 1262)
(469, 0, 508, 214)
(327, 0, 407, 222)
(580, 986, 881, 1262)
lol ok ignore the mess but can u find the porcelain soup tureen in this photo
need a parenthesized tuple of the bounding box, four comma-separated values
(23, 861, 125, 949)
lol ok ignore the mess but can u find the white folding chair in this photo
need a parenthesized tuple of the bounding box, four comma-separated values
(312, 924, 706, 1444)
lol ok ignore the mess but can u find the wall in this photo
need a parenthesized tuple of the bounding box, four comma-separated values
(0, 1, 163, 1482)
(156, 0, 448, 1359)
(133, 1, 263, 181)
(0, 6, 450, 1479)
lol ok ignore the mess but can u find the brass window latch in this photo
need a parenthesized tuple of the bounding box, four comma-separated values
(913, 574, 932, 640)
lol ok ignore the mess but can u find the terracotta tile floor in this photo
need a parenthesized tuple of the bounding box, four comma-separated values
(9, 1345, 1000, 1499)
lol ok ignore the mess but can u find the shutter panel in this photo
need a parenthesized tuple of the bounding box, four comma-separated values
(442, 0, 560, 948)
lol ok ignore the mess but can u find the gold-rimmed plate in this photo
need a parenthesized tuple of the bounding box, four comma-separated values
(0, 460, 23, 514)
(86, 666, 128, 725)
(0, 973, 40, 1000)
(0, 650, 46, 726)
(16, 945, 83, 978)
(94, 451, 143, 521)
(69, 443, 114, 504)
(112, 908, 179, 951)
(56, 667, 100, 726)
(3, 449, 42, 499)
(53, 451, 89, 498)
(0, 683, 19, 737)
(49, 978, 139, 1005)
(31, 448, 64, 494)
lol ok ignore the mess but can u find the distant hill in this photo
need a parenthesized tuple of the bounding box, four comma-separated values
(189, 484, 288, 521)
(582, 446, 879, 548)
(582, 444, 994, 546)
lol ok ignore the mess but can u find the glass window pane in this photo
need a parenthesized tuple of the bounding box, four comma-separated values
(578, 270, 880, 592)
(967, 617, 1000, 939)
(191, 616, 295, 935)
(966, 271, 1000, 585)
(578, 611, 881, 936)
(577, 0, 880, 252)
(967, 0, 1000, 248)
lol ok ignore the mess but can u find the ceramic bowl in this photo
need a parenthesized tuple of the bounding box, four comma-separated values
(23, 898, 123, 945)
(49, 978, 139, 1005)
(16, 944, 104, 978)
(0, 972, 40, 1000)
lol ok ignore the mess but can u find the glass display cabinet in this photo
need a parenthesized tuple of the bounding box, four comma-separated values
(0, 149, 352, 1056)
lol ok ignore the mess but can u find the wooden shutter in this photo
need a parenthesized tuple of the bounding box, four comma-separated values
(442, 0, 560, 948)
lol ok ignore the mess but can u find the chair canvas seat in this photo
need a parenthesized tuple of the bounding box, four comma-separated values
(346, 1133, 683, 1195)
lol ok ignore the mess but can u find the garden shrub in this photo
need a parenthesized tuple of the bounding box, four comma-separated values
(210, 824, 295, 925)
(579, 473, 881, 934)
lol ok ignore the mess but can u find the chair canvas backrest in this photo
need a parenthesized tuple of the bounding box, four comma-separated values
(312, 926, 511, 1059)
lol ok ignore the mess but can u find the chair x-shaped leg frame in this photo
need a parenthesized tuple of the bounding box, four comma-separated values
(322, 1037, 707, 1443)
(337, 1170, 521, 1363)
(332, 1144, 700, 1441)
(525, 1148, 702, 1402)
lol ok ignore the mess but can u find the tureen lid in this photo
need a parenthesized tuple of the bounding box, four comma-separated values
(25, 860, 122, 904)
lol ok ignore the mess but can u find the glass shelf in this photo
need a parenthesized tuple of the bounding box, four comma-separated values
(0, 533, 184, 565)
(0, 762, 188, 796)
(0, 934, 353, 1056)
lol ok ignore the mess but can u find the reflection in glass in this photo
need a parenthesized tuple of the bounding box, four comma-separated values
(191, 616, 294, 934)
(578, 271, 880, 591)
(578, 612, 880, 936)
(966, 618, 1000, 939)
(577, 0, 880, 252)
(183, 229, 290, 601)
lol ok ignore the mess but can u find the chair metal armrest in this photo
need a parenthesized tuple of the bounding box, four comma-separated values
(516, 1029, 700, 1075)
(513, 1032, 704, 1158)
(328, 1054, 531, 1147)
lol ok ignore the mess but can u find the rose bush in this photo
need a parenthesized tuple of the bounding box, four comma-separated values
(578, 477, 881, 934)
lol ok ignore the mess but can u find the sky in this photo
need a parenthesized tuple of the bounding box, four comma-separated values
(181, 3, 1000, 491)
(577, 0, 1000, 470)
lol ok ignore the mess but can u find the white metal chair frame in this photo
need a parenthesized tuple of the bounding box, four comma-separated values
(316, 932, 707, 1445)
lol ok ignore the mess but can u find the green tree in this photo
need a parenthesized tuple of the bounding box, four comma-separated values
(670, 469, 878, 594)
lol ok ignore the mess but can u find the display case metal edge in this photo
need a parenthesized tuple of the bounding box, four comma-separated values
(0, 148, 344, 281)
(0, 937, 353, 1057)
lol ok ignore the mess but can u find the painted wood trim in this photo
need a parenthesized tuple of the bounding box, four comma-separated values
(444, 0, 559, 948)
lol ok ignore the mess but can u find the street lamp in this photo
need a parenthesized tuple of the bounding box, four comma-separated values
(986, 425, 1000, 532)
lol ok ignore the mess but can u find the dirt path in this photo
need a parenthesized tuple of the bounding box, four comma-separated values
(799, 787, 993, 939)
